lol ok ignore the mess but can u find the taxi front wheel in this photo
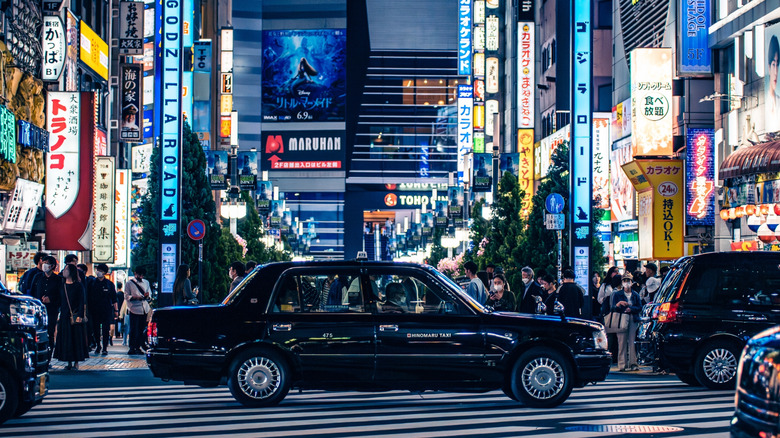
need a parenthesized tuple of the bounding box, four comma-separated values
(228, 349, 290, 407)
(509, 347, 573, 408)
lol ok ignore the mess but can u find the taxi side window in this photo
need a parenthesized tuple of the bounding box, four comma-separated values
(375, 273, 467, 315)
(272, 275, 301, 313)
(275, 272, 367, 313)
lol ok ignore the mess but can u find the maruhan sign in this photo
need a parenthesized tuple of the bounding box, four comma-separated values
(262, 130, 345, 171)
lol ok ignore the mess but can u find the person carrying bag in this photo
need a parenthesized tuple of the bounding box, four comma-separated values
(608, 273, 642, 371)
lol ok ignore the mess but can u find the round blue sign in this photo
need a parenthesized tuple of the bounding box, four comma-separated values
(187, 219, 206, 241)
(545, 193, 565, 214)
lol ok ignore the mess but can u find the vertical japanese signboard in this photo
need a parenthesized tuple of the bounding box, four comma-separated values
(593, 115, 610, 211)
(45, 92, 80, 219)
(159, 0, 183, 299)
(119, 1, 144, 55)
(679, 0, 711, 75)
(518, 129, 534, 215)
(112, 169, 130, 267)
(93, 157, 115, 263)
(571, 0, 592, 293)
(458, 0, 472, 76)
(42, 16, 65, 81)
(0, 107, 16, 165)
(457, 85, 474, 184)
(120, 64, 142, 142)
(517, 22, 534, 129)
(193, 40, 211, 71)
(686, 128, 715, 226)
(631, 48, 673, 157)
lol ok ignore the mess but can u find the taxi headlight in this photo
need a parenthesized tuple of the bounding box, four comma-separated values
(10, 301, 37, 327)
(593, 329, 609, 351)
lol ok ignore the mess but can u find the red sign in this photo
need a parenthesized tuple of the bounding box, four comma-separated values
(731, 241, 759, 251)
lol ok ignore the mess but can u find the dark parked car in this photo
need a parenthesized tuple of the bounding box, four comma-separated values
(731, 325, 780, 438)
(147, 261, 611, 408)
(637, 252, 780, 389)
(0, 289, 50, 424)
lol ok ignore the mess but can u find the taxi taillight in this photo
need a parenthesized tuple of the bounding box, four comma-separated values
(148, 321, 158, 345)
(657, 302, 680, 323)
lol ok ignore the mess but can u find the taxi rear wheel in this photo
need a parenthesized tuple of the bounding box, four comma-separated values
(228, 349, 290, 407)
(0, 368, 19, 424)
(509, 347, 573, 408)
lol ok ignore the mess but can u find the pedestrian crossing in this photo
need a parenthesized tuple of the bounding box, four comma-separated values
(1, 377, 734, 437)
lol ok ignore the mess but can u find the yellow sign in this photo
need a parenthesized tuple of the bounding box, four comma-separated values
(220, 94, 233, 115)
(518, 129, 534, 215)
(79, 21, 109, 80)
(622, 159, 684, 260)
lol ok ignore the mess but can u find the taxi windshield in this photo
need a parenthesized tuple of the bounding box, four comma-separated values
(430, 267, 489, 312)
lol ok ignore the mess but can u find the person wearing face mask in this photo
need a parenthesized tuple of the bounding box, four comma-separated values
(87, 264, 118, 355)
(19, 251, 48, 296)
(517, 266, 546, 314)
(610, 272, 642, 371)
(485, 274, 516, 311)
(33, 255, 62, 359)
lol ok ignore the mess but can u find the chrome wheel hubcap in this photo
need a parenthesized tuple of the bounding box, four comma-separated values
(703, 348, 737, 384)
(521, 357, 564, 400)
(237, 357, 280, 400)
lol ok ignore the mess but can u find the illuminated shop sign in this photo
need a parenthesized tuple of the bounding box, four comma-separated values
(262, 130, 345, 171)
(679, 0, 711, 75)
(112, 169, 131, 267)
(457, 85, 474, 184)
(119, 1, 144, 55)
(0, 107, 16, 163)
(518, 22, 534, 129)
(45, 92, 80, 218)
(486, 16, 499, 51)
(120, 64, 143, 142)
(631, 48, 673, 156)
(17, 120, 49, 151)
(518, 129, 534, 215)
(486, 57, 499, 93)
(685, 128, 715, 226)
(93, 157, 115, 263)
(593, 115, 610, 211)
(79, 21, 109, 81)
(458, 0, 472, 75)
(2, 179, 44, 233)
(42, 16, 66, 81)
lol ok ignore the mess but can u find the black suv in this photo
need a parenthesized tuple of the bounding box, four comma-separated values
(0, 289, 50, 423)
(731, 325, 780, 438)
(638, 252, 780, 389)
(147, 261, 611, 408)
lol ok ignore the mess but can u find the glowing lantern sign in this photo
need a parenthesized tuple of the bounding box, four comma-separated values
(758, 224, 776, 244)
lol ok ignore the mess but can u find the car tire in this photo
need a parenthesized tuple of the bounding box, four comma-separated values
(13, 401, 34, 418)
(509, 347, 573, 408)
(228, 349, 290, 407)
(693, 340, 741, 390)
(0, 368, 19, 425)
(675, 372, 701, 387)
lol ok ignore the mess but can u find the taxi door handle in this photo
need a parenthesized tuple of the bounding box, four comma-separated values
(272, 324, 292, 331)
(379, 325, 398, 332)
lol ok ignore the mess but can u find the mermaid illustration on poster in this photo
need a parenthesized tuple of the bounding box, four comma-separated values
(262, 29, 346, 122)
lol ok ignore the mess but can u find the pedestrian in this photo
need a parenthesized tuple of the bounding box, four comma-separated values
(245, 260, 257, 272)
(87, 264, 117, 355)
(119, 298, 130, 346)
(19, 251, 47, 296)
(124, 266, 150, 355)
(485, 273, 516, 311)
(54, 264, 89, 370)
(611, 272, 642, 371)
(32, 255, 61, 359)
(517, 266, 546, 314)
(556, 269, 585, 318)
(597, 266, 620, 313)
(589, 272, 601, 319)
(173, 264, 198, 306)
(114, 282, 124, 340)
(229, 261, 246, 293)
(539, 274, 558, 315)
(463, 261, 487, 304)
(641, 263, 661, 304)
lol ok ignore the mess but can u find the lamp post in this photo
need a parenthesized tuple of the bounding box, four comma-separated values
(220, 144, 246, 234)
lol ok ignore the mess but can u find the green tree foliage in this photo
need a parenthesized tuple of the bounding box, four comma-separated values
(426, 226, 448, 268)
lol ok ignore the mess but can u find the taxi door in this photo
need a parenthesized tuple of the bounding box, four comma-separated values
(265, 268, 376, 384)
(370, 268, 487, 385)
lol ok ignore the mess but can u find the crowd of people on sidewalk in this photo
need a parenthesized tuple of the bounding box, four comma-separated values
(459, 260, 667, 372)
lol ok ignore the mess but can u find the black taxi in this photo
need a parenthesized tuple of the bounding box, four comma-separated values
(146, 261, 611, 408)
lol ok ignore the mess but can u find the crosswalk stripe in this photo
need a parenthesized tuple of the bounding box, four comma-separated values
(3, 377, 735, 438)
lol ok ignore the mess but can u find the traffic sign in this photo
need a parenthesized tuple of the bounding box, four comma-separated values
(545, 193, 565, 214)
(187, 219, 206, 241)
(545, 214, 565, 230)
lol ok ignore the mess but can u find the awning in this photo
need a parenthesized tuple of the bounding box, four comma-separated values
(719, 140, 780, 180)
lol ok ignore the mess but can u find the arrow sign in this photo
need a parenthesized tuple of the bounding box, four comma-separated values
(187, 219, 206, 241)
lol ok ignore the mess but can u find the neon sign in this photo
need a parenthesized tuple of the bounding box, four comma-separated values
(686, 128, 715, 226)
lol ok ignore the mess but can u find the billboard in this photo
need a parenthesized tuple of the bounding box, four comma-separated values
(686, 128, 715, 226)
(261, 29, 346, 122)
(457, 85, 474, 184)
(261, 131, 345, 171)
(537, 124, 570, 178)
(472, 153, 492, 192)
(610, 138, 634, 222)
(93, 157, 115, 263)
(120, 64, 142, 142)
(631, 48, 673, 156)
(679, 0, 711, 75)
(237, 151, 257, 190)
(517, 22, 534, 129)
(593, 115, 610, 211)
(64, 10, 79, 91)
(206, 150, 228, 190)
(79, 21, 109, 81)
(499, 153, 519, 176)
(42, 16, 65, 81)
(765, 23, 780, 132)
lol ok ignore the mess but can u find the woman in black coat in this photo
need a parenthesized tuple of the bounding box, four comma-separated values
(54, 264, 89, 370)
